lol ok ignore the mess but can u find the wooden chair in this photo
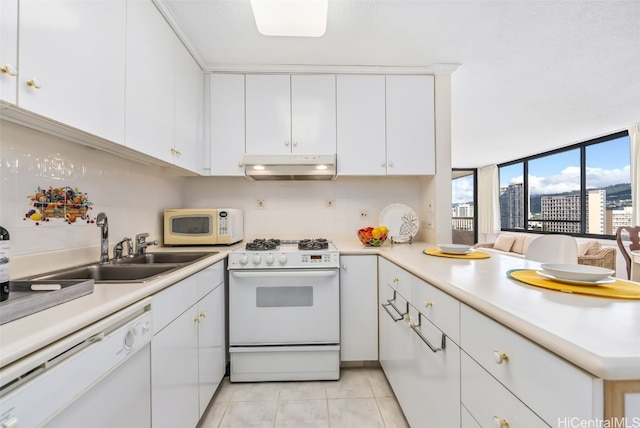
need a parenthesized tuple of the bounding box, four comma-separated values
(616, 226, 640, 279)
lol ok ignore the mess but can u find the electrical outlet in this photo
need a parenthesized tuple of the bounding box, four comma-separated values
(359, 210, 369, 221)
(326, 199, 335, 209)
(256, 199, 266, 209)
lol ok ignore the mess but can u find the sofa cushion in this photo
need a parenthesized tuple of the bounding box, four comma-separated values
(511, 235, 527, 254)
(585, 242, 602, 255)
(494, 234, 516, 252)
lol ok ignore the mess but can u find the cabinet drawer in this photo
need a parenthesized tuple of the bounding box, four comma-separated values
(461, 305, 602, 424)
(152, 274, 198, 334)
(411, 277, 460, 343)
(196, 261, 224, 300)
(461, 352, 549, 427)
(378, 258, 411, 297)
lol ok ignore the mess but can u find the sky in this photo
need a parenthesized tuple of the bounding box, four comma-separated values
(452, 135, 632, 204)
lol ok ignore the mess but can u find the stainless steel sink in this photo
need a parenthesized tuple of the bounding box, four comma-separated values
(21, 251, 217, 284)
(31, 264, 182, 283)
(111, 251, 215, 265)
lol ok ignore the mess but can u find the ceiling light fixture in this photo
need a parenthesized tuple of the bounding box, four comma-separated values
(249, 0, 328, 37)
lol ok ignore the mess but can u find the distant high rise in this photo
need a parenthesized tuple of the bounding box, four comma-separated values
(540, 194, 581, 233)
(587, 190, 606, 235)
(500, 183, 524, 229)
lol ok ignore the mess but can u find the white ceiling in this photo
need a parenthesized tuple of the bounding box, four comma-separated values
(158, 0, 640, 169)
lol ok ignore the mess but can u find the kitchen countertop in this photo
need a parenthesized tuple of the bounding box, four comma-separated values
(2, 240, 639, 381)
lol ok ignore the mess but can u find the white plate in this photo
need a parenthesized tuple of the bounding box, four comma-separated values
(438, 244, 471, 254)
(540, 263, 614, 282)
(536, 271, 615, 286)
(379, 204, 419, 240)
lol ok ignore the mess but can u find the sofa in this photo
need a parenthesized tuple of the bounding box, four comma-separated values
(473, 233, 617, 271)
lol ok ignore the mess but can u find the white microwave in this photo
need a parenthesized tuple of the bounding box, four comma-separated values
(164, 208, 243, 245)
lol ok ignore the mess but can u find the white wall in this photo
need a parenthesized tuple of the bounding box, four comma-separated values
(180, 176, 430, 240)
(0, 121, 184, 276)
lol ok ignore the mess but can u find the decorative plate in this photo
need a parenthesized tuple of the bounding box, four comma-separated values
(379, 203, 419, 240)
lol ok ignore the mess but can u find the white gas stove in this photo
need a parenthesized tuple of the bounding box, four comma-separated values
(228, 238, 339, 269)
(228, 238, 340, 382)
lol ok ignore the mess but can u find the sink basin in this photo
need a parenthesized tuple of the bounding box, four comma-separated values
(31, 264, 181, 283)
(112, 251, 215, 265)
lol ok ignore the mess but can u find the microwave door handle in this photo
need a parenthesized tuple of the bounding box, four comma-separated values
(231, 271, 338, 279)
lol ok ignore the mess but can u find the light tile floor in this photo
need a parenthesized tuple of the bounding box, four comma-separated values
(198, 368, 409, 428)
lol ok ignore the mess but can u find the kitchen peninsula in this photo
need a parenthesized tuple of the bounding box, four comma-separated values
(1, 241, 639, 426)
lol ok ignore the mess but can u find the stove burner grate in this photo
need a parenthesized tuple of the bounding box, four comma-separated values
(298, 238, 329, 250)
(245, 238, 280, 251)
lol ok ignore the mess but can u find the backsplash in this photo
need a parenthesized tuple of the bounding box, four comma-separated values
(0, 121, 184, 258)
(1, 121, 434, 275)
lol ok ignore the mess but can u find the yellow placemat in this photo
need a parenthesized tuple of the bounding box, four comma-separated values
(507, 269, 640, 300)
(424, 249, 490, 259)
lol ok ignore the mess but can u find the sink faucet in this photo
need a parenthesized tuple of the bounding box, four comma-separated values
(135, 233, 159, 256)
(114, 237, 134, 260)
(96, 212, 109, 263)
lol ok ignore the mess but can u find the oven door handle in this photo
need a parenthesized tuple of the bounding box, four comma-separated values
(231, 270, 338, 279)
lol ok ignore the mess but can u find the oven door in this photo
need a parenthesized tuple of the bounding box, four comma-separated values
(229, 269, 339, 345)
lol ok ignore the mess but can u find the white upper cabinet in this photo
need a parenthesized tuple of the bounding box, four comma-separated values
(245, 74, 336, 154)
(174, 44, 204, 174)
(291, 74, 336, 154)
(386, 75, 435, 175)
(17, 0, 126, 143)
(336, 75, 387, 175)
(0, 0, 18, 104)
(210, 74, 246, 176)
(125, 0, 175, 165)
(246, 74, 291, 154)
(337, 74, 435, 176)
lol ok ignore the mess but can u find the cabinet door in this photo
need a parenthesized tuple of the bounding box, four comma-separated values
(125, 0, 175, 164)
(0, 0, 18, 104)
(245, 74, 291, 154)
(336, 75, 386, 175)
(402, 305, 460, 427)
(386, 75, 435, 175)
(291, 75, 336, 154)
(197, 284, 226, 416)
(18, 0, 126, 143)
(174, 44, 204, 173)
(210, 74, 245, 176)
(151, 308, 199, 428)
(340, 255, 378, 361)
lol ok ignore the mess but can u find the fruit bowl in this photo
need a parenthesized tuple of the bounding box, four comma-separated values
(358, 226, 388, 247)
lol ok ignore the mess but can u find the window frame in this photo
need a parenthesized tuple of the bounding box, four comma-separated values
(498, 130, 630, 239)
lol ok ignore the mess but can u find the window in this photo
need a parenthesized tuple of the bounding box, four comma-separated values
(498, 131, 631, 238)
(451, 169, 477, 245)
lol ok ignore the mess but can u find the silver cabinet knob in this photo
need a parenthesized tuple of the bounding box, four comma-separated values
(388, 161, 394, 167)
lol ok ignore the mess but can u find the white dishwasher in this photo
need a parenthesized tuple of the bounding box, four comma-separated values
(0, 298, 153, 428)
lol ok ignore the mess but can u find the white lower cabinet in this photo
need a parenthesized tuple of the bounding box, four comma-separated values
(151, 262, 225, 428)
(461, 352, 548, 427)
(378, 260, 460, 428)
(340, 255, 378, 361)
(460, 304, 603, 425)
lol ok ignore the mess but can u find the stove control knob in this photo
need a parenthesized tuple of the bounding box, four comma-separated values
(239, 255, 248, 265)
(278, 254, 288, 265)
(265, 255, 275, 265)
(253, 255, 262, 265)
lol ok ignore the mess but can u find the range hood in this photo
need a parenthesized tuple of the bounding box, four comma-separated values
(243, 154, 337, 181)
